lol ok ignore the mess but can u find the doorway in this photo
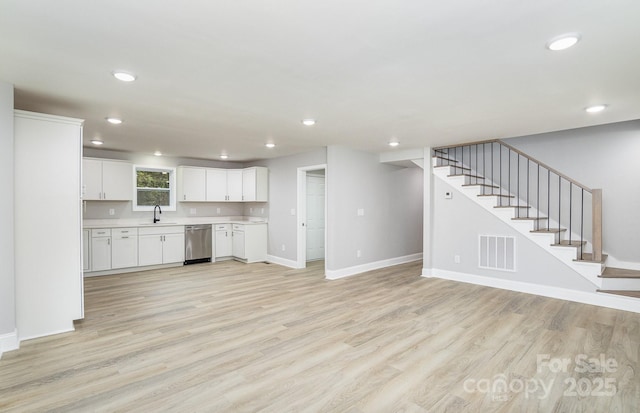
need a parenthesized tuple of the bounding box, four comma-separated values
(296, 164, 327, 270)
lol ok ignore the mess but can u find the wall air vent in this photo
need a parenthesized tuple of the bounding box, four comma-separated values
(479, 235, 516, 272)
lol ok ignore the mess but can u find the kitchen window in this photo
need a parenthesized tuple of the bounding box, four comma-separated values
(133, 166, 176, 211)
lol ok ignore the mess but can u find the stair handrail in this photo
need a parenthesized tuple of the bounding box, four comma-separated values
(433, 139, 603, 262)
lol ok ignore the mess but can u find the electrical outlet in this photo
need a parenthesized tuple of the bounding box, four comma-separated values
(454, 255, 461, 264)
(217, 207, 221, 214)
(190, 208, 196, 215)
(282, 244, 286, 251)
(250, 207, 253, 213)
(291, 208, 296, 215)
(357, 250, 361, 258)
(261, 208, 264, 214)
(108, 208, 115, 216)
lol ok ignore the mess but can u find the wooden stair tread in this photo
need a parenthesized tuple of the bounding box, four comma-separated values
(551, 241, 586, 247)
(600, 267, 640, 279)
(532, 229, 567, 234)
(447, 174, 485, 179)
(462, 184, 499, 188)
(597, 290, 640, 299)
(494, 205, 530, 209)
(512, 217, 548, 221)
(477, 194, 514, 198)
(574, 253, 608, 264)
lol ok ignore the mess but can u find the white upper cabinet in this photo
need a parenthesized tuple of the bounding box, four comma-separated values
(179, 166, 268, 203)
(177, 166, 206, 202)
(242, 167, 268, 202)
(83, 158, 132, 201)
(226, 170, 243, 201)
(205, 169, 228, 202)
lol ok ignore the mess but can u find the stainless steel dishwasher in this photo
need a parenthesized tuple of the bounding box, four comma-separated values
(184, 224, 212, 265)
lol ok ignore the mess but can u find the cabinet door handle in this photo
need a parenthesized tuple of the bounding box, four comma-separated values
(107, 238, 111, 245)
(103, 192, 106, 199)
(184, 195, 186, 200)
(122, 236, 129, 239)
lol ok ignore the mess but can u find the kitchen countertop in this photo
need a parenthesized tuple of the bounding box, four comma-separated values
(83, 216, 268, 229)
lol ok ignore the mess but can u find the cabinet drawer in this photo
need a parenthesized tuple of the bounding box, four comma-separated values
(232, 224, 244, 231)
(91, 229, 111, 237)
(215, 224, 230, 231)
(113, 227, 138, 237)
(139, 225, 185, 236)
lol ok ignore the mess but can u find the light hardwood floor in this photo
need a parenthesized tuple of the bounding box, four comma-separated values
(1, 260, 639, 412)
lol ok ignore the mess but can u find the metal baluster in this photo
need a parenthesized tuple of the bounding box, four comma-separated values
(527, 159, 530, 218)
(558, 174, 561, 241)
(569, 183, 573, 246)
(547, 169, 550, 231)
(581, 189, 584, 260)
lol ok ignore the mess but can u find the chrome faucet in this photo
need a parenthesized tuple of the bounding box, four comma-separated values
(153, 204, 162, 223)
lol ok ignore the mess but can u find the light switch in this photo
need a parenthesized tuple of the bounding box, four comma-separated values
(357, 208, 364, 216)
(291, 209, 296, 216)
(109, 208, 115, 216)
(216, 207, 221, 214)
(189, 208, 196, 215)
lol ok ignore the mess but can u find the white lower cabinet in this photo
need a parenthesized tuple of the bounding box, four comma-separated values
(231, 223, 267, 263)
(138, 226, 185, 266)
(91, 229, 112, 271)
(111, 228, 138, 269)
(215, 224, 232, 258)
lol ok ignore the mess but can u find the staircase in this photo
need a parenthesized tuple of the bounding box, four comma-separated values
(432, 140, 640, 298)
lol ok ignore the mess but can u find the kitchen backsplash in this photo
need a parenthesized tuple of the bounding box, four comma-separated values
(83, 201, 245, 220)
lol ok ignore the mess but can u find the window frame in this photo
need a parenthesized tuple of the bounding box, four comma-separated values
(132, 165, 177, 211)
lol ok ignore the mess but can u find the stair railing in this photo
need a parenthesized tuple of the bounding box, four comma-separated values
(433, 140, 602, 262)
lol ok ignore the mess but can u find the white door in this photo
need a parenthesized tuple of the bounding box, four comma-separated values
(111, 236, 138, 269)
(306, 174, 325, 261)
(206, 169, 227, 201)
(82, 159, 102, 200)
(180, 167, 206, 202)
(232, 230, 246, 259)
(102, 161, 133, 200)
(162, 233, 185, 264)
(138, 234, 163, 266)
(242, 168, 257, 201)
(227, 170, 243, 201)
(215, 230, 232, 257)
(91, 237, 111, 271)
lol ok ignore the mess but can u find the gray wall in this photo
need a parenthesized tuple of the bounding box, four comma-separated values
(507, 120, 640, 266)
(327, 146, 423, 271)
(432, 177, 595, 291)
(249, 149, 327, 261)
(83, 148, 245, 220)
(0, 81, 15, 339)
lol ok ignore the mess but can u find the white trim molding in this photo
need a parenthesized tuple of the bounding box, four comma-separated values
(326, 253, 423, 280)
(425, 268, 640, 314)
(0, 329, 20, 358)
(266, 255, 302, 269)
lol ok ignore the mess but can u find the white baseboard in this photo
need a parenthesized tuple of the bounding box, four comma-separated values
(0, 329, 19, 359)
(266, 255, 301, 269)
(425, 268, 640, 314)
(18, 326, 75, 342)
(422, 267, 434, 277)
(326, 253, 423, 280)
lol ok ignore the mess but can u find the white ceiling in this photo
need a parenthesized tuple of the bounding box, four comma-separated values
(1, 0, 639, 161)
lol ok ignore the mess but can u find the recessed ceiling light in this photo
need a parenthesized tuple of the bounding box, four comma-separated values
(389, 141, 400, 147)
(585, 104, 607, 113)
(302, 119, 316, 126)
(546, 33, 581, 51)
(265, 143, 276, 148)
(112, 71, 136, 82)
(220, 154, 229, 159)
(154, 151, 162, 156)
(90, 139, 104, 145)
(106, 117, 123, 125)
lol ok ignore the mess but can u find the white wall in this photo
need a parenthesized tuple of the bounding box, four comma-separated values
(0, 81, 16, 354)
(249, 149, 327, 262)
(83, 148, 245, 220)
(326, 146, 423, 272)
(506, 120, 640, 268)
(431, 177, 595, 291)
